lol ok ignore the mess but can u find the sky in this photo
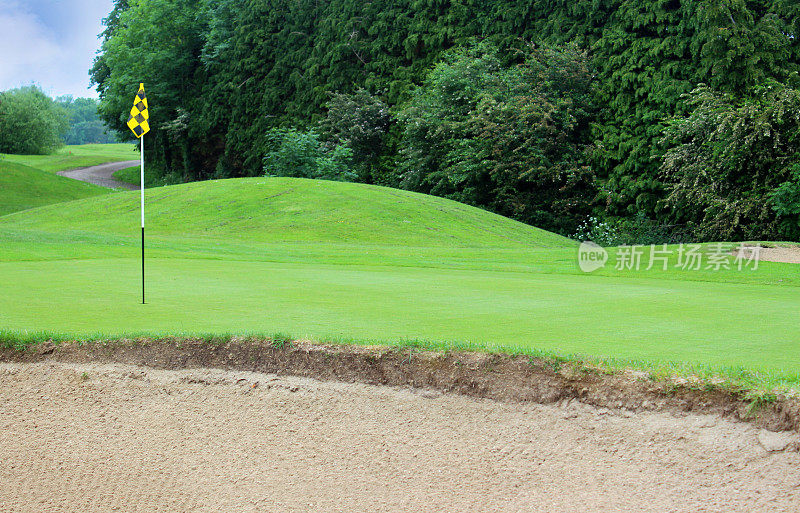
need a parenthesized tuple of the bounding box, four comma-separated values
(0, 0, 113, 99)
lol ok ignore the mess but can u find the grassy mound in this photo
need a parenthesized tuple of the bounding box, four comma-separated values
(3, 177, 573, 248)
(0, 161, 108, 216)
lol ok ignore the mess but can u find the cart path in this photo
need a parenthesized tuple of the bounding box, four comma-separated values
(1, 361, 799, 512)
(57, 160, 140, 190)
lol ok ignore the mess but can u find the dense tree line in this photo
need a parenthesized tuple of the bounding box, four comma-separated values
(0, 87, 116, 154)
(55, 96, 117, 145)
(92, 0, 800, 241)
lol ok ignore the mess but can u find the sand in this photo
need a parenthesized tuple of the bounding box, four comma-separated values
(1, 361, 799, 512)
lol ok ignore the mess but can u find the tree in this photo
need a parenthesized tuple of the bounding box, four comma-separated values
(397, 42, 596, 235)
(660, 81, 800, 241)
(317, 89, 393, 184)
(56, 96, 116, 144)
(91, 0, 206, 179)
(0, 86, 68, 155)
(263, 128, 355, 181)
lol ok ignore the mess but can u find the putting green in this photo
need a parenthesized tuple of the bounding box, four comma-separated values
(1, 177, 798, 375)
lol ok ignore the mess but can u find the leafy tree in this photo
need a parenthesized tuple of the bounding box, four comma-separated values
(397, 42, 596, 235)
(91, 0, 206, 178)
(317, 89, 393, 184)
(660, 82, 800, 241)
(263, 128, 355, 181)
(0, 86, 68, 155)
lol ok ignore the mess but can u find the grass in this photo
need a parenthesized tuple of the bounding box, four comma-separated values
(0, 177, 798, 387)
(113, 166, 140, 186)
(1, 143, 138, 173)
(113, 164, 167, 188)
(0, 161, 109, 216)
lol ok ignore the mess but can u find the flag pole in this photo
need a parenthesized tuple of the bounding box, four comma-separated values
(140, 134, 145, 304)
(127, 82, 149, 304)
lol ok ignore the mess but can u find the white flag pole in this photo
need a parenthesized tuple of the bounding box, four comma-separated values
(140, 134, 145, 304)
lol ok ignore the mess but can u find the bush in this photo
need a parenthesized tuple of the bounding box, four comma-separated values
(396, 41, 596, 236)
(770, 164, 800, 240)
(573, 214, 688, 246)
(263, 128, 355, 181)
(0, 86, 68, 155)
(317, 89, 393, 184)
(660, 82, 800, 241)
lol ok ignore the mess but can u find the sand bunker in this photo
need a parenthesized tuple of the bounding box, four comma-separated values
(1, 361, 799, 512)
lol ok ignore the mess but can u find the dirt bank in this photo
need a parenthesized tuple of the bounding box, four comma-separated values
(3, 338, 798, 431)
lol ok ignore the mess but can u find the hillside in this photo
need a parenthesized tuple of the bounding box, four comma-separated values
(0, 161, 108, 216)
(2, 177, 574, 248)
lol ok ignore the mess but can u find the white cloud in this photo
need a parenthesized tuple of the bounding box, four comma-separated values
(0, 0, 112, 98)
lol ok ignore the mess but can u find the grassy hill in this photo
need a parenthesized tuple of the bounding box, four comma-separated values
(0, 161, 108, 216)
(4, 177, 572, 247)
(1, 177, 798, 384)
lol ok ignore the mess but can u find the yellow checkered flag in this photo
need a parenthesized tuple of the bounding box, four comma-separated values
(127, 83, 150, 138)
(127, 83, 150, 304)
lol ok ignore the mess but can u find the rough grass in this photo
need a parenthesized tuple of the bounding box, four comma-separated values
(0, 177, 798, 381)
(2, 143, 138, 173)
(112, 165, 140, 186)
(0, 161, 109, 216)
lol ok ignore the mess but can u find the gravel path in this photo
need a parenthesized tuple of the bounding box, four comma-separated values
(1, 361, 799, 512)
(57, 160, 140, 190)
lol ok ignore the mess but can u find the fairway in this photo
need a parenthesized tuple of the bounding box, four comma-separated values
(2, 177, 799, 376)
(2, 143, 138, 173)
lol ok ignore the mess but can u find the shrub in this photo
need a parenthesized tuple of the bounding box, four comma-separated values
(660, 82, 800, 241)
(0, 86, 68, 155)
(770, 164, 800, 240)
(317, 89, 393, 184)
(573, 214, 688, 246)
(263, 128, 355, 181)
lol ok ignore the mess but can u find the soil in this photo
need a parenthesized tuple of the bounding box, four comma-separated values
(1, 339, 800, 511)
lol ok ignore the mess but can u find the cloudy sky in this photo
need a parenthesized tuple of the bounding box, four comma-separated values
(0, 0, 113, 98)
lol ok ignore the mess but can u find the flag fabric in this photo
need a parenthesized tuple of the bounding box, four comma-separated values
(127, 83, 150, 138)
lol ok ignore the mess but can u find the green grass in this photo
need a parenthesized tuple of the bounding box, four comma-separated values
(1, 177, 798, 386)
(113, 166, 140, 186)
(0, 161, 109, 216)
(2, 143, 138, 173)
(113, 165, 166, 188)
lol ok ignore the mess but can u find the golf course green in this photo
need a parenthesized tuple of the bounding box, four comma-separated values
(2, 172, 798, 382)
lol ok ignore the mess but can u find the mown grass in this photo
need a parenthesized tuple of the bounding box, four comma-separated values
(0, 161, 109, 216)
(1, 143, 138, 173)
(0, 177, 797, 386)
